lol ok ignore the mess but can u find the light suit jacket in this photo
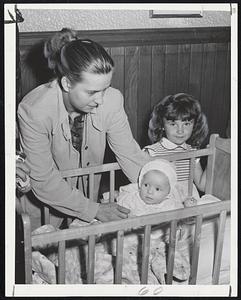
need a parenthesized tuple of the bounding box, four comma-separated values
(17, 80, 149, 229)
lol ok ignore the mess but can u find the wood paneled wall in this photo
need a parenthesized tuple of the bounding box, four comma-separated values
(19, 27, 230, 147)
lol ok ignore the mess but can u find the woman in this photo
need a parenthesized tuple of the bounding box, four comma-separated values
(17, 28, 149, 230)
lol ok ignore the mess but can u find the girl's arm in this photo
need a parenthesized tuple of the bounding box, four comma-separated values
(194, 160, 206, 192)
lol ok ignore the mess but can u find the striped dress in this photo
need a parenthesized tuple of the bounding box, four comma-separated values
(143, 137, 196, 182)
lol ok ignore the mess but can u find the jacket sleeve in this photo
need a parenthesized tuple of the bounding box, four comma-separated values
(106, 90, 150, 183)
(116, 184, 138, 217)
(17, 104, 99, 222)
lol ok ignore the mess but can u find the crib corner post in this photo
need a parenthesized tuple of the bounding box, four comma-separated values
(205, 134, 219, 194)
(21, 213, 32, 284)
(212, 209, 227, 284)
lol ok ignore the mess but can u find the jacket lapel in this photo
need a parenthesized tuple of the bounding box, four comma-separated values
(61, 119, 71, 141)
(90, 106, 103, 132)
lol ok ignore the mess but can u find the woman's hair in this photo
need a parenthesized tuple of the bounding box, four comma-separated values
(44, 28, 114, 86)
(148, 93, 209, 147)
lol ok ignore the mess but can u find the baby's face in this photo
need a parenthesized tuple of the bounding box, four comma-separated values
(139, 170, 170, 205)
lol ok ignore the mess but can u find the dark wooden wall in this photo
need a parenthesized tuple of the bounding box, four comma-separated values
(19, 27, 230, 148)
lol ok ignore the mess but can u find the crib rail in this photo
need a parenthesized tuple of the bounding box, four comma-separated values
(30, 202, 230, 246)
(22, 200, 230, 284)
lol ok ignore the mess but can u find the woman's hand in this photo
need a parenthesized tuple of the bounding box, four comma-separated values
(16, 160, 31, 193)
(96, 203, 130, 222)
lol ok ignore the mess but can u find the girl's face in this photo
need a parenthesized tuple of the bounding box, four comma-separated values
(63, 70, 113, 114)
(139, 170, 170, 205)
(163, 118, 194, 145)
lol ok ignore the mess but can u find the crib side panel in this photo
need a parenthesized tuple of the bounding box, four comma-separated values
(212, 138, 231, 200)
(207, 136, 231, 200)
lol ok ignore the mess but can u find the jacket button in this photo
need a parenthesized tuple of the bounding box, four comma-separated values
(85, 145, 88, 150)
(87, 162, 90, 166)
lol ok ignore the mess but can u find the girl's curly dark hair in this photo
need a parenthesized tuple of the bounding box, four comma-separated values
(148, 93, 209, 148)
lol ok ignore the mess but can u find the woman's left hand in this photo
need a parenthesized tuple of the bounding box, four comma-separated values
(16, 160, 31, 193)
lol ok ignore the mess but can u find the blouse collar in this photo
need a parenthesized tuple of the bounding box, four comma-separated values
(161, 137, 189, 150)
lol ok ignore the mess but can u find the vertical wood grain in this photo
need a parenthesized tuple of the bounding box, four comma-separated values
(110, 47, 125, 95)
(58, 240, 66, 284)
(188, 44, 203, 100)
(223, 42, 231, 137)
(188, 158, 195, 197)
(44, 206, 50, 225)
(176, 44, 191, 93)
(115, 230, 124, 284)
(151, 45, 166, 107)
(109, 170, 115, 202)
(212, 210, 227, 284)
(200, 43, 217, 134)
(141, 225, 151, 284)
(21, 213, 32, 284)
(164, 45, 179, 96)
(208, 43, 230, 136)
(87, 235, 96, 283)
(138, 45, 152, 147)
(166, 220, 178, 284)
(205, 134, 218, 194)
(124, 46, 139, 139)
(189, 215, 203, 284)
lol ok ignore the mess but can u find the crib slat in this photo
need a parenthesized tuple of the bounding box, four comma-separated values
(166, 220, 178, 284)
(205, 134, 218, 194)
(115, 230, 124, 283)
(20, 194, 27, 213)
(109, 170, 115, 202)
(141, 225, 151, 284)
(189, 214, 203, 284)
(21, 213, 32, 284)
(44, 207, 50, 224)
(212, 210, 227, 284)
(58, 240, 66, 284)
(87, 235, 96, 283)
(188, 157, 195, 197)
(61, 162, 120, 178)
(89, 174, 94, 201)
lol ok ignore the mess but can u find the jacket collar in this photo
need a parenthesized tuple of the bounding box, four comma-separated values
(161, 137, 189, 150)
(89, 106, 103, 131)
(52, 80, 102, 140)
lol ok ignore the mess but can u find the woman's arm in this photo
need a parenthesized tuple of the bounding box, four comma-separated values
(106, 90, 150, 183)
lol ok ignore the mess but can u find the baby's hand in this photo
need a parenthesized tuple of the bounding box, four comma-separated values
(184, 197, 197, 207)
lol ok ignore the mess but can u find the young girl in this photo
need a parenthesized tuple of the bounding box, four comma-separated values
(144, 93, 209, 202)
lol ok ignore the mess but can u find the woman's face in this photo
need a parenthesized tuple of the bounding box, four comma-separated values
(63, 70, 113, 114)
(163, 118, 194, 145)
(139, 170, 170, 205)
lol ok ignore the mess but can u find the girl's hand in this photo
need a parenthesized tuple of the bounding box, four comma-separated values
(183, 196, 197, 207)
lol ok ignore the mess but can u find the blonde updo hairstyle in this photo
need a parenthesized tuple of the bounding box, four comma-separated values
(44, 28, 114, 88)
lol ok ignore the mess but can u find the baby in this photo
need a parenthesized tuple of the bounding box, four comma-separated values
(117, 159, 184, 215)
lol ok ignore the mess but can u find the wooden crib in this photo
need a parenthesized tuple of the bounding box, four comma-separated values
(20, 134, 231, 285)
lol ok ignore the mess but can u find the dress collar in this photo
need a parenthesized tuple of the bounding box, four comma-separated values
(161, 137, 189, 150)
